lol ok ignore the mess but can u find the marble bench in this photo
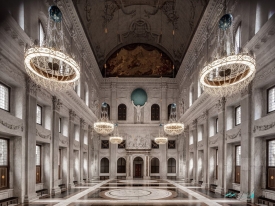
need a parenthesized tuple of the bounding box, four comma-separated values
(258, 196, 275, 205)
(0, 197, 18, 206)
(209, 184, 217, 193)
(58, 184, 67, 192)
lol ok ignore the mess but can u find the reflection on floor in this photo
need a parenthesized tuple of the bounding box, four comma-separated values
(18, 179, 257, 206)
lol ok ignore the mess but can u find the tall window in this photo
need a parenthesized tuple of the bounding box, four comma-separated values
(36, 145, 41, 183)
(84, 82, 89, 106)
(268, 86, 275, 113)
(100, 158, 109, 173)
(167, 158, 176, 173)
(189, 133, 194, 145)
(36, 105, 42, 125)
(197, 126, 202, 142)
(216, 149, 218, 179)
(235, 106, 241, 126)
(118, 104, 126, 120)
(267, 139, 275, 190)
(151, 158, 159, 173)
(235, 24, 241, 54)
(189, 84, 193, 107)
(0, 139, 8, 189)
(216, 118, 219, 133)
(58, 149, 61, 179)
(151, 104, 160, 121)
(117, 158, 126, 173)
(168, 104, 172, 120)
(235, 146, 241, 183)
(59, 118, 62, 133)
(39, 21, 45, 46)
(0, 82, 10, 112)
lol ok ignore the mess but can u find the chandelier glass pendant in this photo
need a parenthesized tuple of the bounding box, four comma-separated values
(24, 6, 80, 91)
(155, 124, 168, 144)
(109, 124, 123, 144)
(164, 103, 184, 136)
(94, 102, 114, 135)
(199, 13, 256, 97)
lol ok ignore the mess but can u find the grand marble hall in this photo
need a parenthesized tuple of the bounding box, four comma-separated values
(0, 0, 275, 205)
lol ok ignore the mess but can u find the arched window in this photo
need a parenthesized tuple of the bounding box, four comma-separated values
(117, 158, 126, 173)
(151, 104, 160, 121)
(167, 158, 176, 173)
(168, 104, 172, 120)
(151, 158, 159, 173)
(118, 104, 126, 120)
(235, 24, 241, 54)
(100, 158, 109, 173)
(84, 82, 89, 106)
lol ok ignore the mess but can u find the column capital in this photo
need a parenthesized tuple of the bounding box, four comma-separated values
(52, 96, 62, 112)
(27, 78, 40, 97)
(80, 118, 86, 129)
(69, 109, 76, 121)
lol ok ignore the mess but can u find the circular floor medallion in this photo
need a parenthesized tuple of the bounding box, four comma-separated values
(100, 188, 175, 200)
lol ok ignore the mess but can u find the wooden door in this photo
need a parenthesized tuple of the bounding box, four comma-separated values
(135, 164, 142, 177)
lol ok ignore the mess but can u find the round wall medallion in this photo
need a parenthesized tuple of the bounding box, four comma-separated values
(48, 6, 62, 22)
(219, 14, 233, 31)
(131, 88, 147, 106)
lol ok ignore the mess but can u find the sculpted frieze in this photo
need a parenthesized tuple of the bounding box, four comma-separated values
(126, 135, 150, 149)
(0, 120, 23, 132)
(36, 129, 51, 140)
(253, 121, 275, 133)
(226, 129, 241, 140)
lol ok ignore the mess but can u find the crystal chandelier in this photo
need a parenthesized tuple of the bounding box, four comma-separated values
(109, 124, 123, 144)
(94, 102, 114, 135)
(199, 13, 256, 97)
(24, 6, 80, 91)
(155, 124, 168, 144)
(164, 103, 184, 136)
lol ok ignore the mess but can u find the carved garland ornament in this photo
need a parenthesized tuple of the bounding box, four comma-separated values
(36, 129, 51, 140)
(0, 120, 23, 132)
(226, 129, 241, 140)
(209, 137, 218, 145)
(253, 122, 275, 133)
(59, 139, 68, 145)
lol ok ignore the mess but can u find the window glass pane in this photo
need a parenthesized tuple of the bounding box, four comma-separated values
(189, 133, 193, 145)
(58, 149, 61, 165)
(36, 105, 42, 124)
(268, 87, 275, 113)
(216, 118, 218, 133)
(236, 146, 241, 166)
(235, 106, 241, 125)
(268, 140, 275, 166)
(0, 139, 8, 166)
(36, 145, 41, 165)
(39, 22, 45, 46)
(0, 83, 9, 111)
(235, 25, 241, 54)
(59, 118, 61, 133)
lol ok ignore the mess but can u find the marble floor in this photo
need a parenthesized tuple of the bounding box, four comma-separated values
(19, 179, 257, 206)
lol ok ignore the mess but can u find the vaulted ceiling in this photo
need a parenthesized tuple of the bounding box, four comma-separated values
(73, 0, 208, 77)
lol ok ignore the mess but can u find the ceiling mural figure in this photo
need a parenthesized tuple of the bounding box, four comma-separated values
(104, 44, 175, 77)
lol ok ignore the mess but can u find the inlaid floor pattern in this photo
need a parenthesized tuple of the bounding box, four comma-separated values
(19, 179, 256, 206)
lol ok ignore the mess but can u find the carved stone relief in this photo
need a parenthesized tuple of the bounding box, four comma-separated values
(126, 135, 151, 149)
(253, 122, 275, 133)
(226, 129, 241, 140)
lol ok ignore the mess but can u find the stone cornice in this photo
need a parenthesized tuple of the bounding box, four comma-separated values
(59, 0, 102, 88)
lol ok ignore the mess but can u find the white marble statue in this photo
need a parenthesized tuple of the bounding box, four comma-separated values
(131, 100, 147, 122)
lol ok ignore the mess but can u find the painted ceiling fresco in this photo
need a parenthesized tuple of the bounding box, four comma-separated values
(73, 0, 208, 77)
(104, 44, 174, 77)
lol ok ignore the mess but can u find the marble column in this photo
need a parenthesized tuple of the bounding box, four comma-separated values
(51, 96, 62, 194)
(87, 125, 93, 181)
(110, 141, 117, 178)
(160, 144, 167, 179)
(192, 119, 198, 184)
(24, 79, 39, 202)
(144, 155, 150, 179)
(216, 97, 226, 194)
(68, 110, 76, 188)
(79, 118, 85, 183)
(185, 126, 190, 182)
(126, 153, 133, 179)
(203, 111, 209, 188)
(111, 82, 117, 121)
(240, 87, 253, 199)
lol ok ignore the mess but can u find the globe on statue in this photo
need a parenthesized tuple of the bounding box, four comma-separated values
(131, 88, 147, 106)
(219, 14, 233, 31)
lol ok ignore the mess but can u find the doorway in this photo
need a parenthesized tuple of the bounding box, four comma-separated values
(133, 156, 143, 178)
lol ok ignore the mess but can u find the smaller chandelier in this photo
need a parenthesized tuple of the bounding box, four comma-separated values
(24, 6, 80, 91)
(109, 124, 123, 144)
(155, 124, 168, 144)
(164, 103, 184, 136)
(94, 102, 114, 135)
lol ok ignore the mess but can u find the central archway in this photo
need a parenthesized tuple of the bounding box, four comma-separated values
(133, 156, 144, 178)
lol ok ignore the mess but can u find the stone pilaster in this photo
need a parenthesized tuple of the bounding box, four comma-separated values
(160, 143, 167, 179)
(126, 153, 133, 179)
(111, 82, 117, 121)
(203, 111, 209, 188)
(110, 140, 117, 178)
(79, 118, 86, 183)
(68, 109, 76, 188)
(144, 155, 150, 179)
(184, 126, 190, 182)
(87, 125, 93, 181)
(161, 83, 168, 122)
(192, 119, 198, 184)
(215, 97, 226, 194)
(24, 78, 40, 202)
